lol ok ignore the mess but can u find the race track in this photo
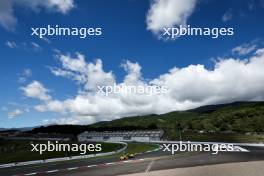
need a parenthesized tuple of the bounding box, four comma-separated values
(1, 145, 264, 176)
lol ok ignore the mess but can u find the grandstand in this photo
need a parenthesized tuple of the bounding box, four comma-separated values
(78, 130, 164, 142)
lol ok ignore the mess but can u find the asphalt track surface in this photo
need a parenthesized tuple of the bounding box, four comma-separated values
(1, 145, 264, 176)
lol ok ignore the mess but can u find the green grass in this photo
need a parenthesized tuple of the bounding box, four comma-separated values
(120, 142, 159, 155)
(0, 140, 124, 164)
(0, 142, 159, 166)
(0, 140, 158, 165)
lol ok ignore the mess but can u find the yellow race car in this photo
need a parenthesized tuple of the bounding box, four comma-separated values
(128, 153, 135, 158)
(119, 153, 135, 160)
(120, 154, 129, 160)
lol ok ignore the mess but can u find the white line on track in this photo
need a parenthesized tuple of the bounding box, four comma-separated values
(25, 173, 37, 175)
(234, 146, 250, 152)
(123, 160, 132, 163)
(145, 160, 155, 173)
(106, 162, 115, 165)
(67, 167, 78, 170)
(46, 169, 59, 173)
(87, 164, 97, 168)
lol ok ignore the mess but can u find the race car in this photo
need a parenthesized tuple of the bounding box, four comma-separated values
(119, 153, 135, 160)
(128, 153, 135, 158)
(120, 154, 129, 160)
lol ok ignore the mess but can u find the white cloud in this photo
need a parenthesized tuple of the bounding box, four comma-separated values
(232, 43, 257, 56)
(31, 42, 42, 51)
(5, 41, 17, 48)
(0, 0, 75, 30)
(14, 0, 75, 14)
(121, 60, 143, 85)
(41, 37, 51, 44)
(50, 53, 115, 91)
(21, 81, 51, 101)
(8, 109, 23, 118)
(31, 42, 40, 48)
(0, 0, 17, 31)
(256, 48, 264, 55)
(5, 41, 42, 52)
(23, 42, 42, 51)
(222, 9, 233, 22)
(21, 48, 264, 125)
(18, 68, 32, 83)
(146, 0, 198, 34)
(23, 69, 32, 77)
(43, 116, 96, 125)
(35, 100, 65, 113)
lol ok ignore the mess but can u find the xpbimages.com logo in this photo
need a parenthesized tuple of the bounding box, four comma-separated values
(162, 141, 234, 155)
(31, 141, 102, 155)
(97, 84, 168, 96)
(31, 25, 102, 39)
(161, 25, 234, 39)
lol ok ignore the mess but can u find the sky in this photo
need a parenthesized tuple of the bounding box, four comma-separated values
(0, 0, 264, 128)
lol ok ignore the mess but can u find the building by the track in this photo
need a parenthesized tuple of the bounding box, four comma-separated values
(78, 130, 164, 142)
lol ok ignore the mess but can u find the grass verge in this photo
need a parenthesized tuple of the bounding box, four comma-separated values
(119, 142, 159, 155)
(0, 140, 124, 164)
